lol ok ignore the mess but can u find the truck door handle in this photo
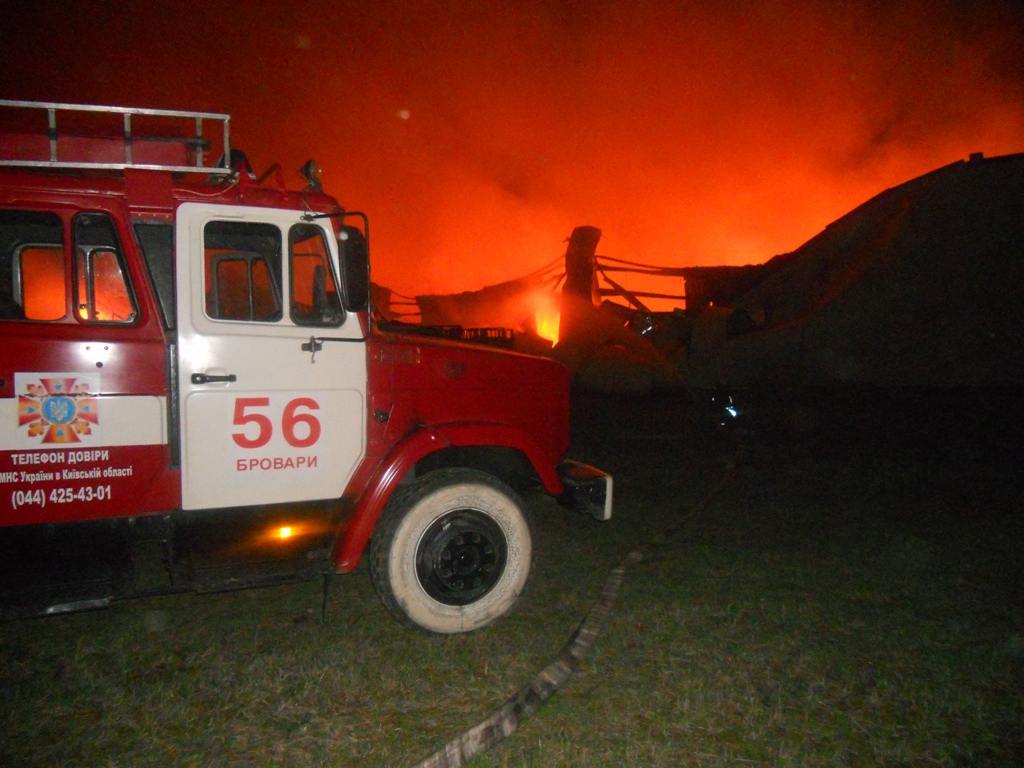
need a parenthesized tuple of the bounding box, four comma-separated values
(191, 372, 237, 385)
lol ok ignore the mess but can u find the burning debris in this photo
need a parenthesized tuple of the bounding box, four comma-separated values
(550, 227, 679, 394)
(371, 225, 688, 392)
(372, 150, 1024, 394)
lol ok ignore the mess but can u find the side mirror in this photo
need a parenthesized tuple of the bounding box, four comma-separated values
(338, 222, 369, 313)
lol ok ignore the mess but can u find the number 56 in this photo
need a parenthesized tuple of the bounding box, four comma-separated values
(232, 397, 321, 449)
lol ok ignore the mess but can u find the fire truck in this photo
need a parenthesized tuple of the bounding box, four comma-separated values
(0, 101, 611, 633)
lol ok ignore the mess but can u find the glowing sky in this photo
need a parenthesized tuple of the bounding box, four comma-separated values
(3, 1, 1023, 304)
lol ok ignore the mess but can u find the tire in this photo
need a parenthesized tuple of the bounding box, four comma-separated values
(369, 469, 532, 634)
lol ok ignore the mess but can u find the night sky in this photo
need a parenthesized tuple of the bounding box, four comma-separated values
(2, 0, 1023, 303)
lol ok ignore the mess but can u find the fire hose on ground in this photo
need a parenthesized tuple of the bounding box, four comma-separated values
(409, 455, 739, 768)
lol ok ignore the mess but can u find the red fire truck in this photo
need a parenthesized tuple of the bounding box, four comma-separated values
(0, 101, 611, 633)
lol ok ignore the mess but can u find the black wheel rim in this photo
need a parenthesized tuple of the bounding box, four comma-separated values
(415, 509, 508, 606)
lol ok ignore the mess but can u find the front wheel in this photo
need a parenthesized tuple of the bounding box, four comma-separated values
(369, 469, 532, 634)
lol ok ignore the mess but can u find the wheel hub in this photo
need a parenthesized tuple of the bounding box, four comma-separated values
(416, 510, 507, 606)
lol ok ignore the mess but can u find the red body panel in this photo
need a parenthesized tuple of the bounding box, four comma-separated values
(0, 184, 177, 523)
(5, 445, 177, 525)
(332, 333, 571, 571)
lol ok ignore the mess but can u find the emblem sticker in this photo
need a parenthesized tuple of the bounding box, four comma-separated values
(15, 373, 101, 447)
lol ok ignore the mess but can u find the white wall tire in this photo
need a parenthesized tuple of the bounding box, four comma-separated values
(369, 469, 532, 634)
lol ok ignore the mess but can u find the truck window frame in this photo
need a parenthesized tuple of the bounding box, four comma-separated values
(1, 208, 66, 322)
(288, 222, 345, 328)
(72, 211, 139, 325)
(202, 220, 284, 324)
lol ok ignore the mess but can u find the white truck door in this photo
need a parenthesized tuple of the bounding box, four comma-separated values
(175, 203, 366, 510)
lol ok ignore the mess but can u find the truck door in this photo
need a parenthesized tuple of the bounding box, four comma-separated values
(175, 203, 365, 510)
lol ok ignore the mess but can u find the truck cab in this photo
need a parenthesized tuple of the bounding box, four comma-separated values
(0, 101, 611, 633)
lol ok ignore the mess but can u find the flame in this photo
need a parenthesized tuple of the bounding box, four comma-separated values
(531, 291, 561, 344)
(535, 306, 560, 344)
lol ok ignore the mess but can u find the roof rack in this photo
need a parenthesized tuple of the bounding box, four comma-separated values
(0, 100, 231, 175)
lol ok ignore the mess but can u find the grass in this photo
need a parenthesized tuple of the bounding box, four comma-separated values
(2, 391, 1023, 767)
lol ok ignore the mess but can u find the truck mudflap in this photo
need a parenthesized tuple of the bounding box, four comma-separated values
(558, 460, 613, 521)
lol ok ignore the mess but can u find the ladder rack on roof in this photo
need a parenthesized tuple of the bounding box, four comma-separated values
(0, 100, 232, 175)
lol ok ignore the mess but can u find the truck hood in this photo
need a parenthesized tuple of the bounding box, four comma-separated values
(367, 333, 571, 465)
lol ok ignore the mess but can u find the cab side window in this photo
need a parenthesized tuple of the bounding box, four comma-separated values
(74, 213, 137, 324)
(289, 223, 343, 327)
(0, 210, 65, 321)
(203, 221, 283, 323)
(20, 246, 66, 320)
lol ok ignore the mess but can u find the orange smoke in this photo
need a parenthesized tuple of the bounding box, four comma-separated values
(2, 1, 1023, 310)
(328, 0, 1024, 306)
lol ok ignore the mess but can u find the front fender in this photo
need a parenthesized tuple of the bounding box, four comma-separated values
(332, 422, 563, 572)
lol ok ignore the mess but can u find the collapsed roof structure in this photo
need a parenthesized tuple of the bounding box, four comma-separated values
(372, 150, 1024, 393)
(683, 151, 1024, 389)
